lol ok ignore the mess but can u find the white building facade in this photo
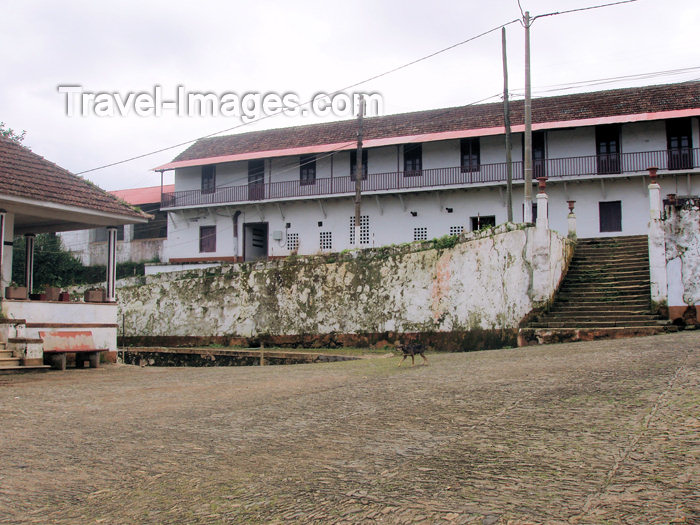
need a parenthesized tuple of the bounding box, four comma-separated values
(155, 82, 700, 264)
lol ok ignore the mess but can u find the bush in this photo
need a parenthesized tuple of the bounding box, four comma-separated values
(11, 233, 145, 290)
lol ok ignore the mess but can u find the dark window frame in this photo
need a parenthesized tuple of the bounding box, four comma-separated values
(533, 131, 546, 179)
(460, 138, 480, 173)
(471, 215, 496, 231)
(201, 165, 216, 194)
(599, 201, 622, 233)
(199, 225, 216, 253)
(248, 159, 265, 200)
(350, 149, 368, 181)
(666, 118, 693, 170)
(300, 154, 316, 186)
(596, 124, 621, 174)
(403, 144, 422, 177)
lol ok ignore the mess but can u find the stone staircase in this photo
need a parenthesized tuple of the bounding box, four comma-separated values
(518, 235, 675, 345)
(0, 341, 21, 368)
(0, 318, 50, 374)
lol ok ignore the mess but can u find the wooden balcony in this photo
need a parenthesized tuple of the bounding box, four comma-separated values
(161, 147, 700, 209)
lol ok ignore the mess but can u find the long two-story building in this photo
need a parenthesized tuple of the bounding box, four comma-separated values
(154, 81, 699, 264)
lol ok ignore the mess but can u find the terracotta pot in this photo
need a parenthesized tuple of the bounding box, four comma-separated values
(5, 286, 27, 300)
(84, 289, 106, 303)
(45, 286, 61, 301)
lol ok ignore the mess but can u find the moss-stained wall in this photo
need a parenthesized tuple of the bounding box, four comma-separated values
(117, 224, 570, 349)
(664, 198, 700, 318)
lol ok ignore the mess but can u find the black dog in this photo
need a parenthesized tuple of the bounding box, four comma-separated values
(397, 342, 429, 367)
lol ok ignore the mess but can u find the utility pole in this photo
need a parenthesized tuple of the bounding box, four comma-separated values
(502, 27, 513, 223)
(354, 95, 365, 249)
(523, 10, 533, 223)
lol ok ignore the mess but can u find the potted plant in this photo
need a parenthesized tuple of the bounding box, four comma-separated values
(45, 286, 61, 301)
(84, 287, 106, 303)
(5, 283, 27, 300)
(58, 291, 71, 302)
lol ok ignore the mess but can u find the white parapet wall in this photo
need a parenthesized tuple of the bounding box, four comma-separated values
(118, 223, 572, 350)
(1, 301, 118, 351)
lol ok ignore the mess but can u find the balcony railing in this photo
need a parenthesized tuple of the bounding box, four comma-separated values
(161, 147, 700, 209)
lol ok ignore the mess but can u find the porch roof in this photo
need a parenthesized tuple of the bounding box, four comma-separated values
(0, 136, 150, 234)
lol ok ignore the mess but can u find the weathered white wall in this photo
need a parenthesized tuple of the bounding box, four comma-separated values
(547, 127, 594, 159)
(120, 224, 571, 341)
(663, 199, 700, 314)
(623, 121, 667, 154)
(60, 228, 164, 266)
(1, 301, 118, 350)
(163, 173, 698, 262)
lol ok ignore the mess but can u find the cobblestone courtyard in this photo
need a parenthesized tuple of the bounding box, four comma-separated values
(0, 332, 698, 524)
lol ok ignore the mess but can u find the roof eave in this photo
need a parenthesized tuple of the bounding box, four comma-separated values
(155, 108, 700, 171)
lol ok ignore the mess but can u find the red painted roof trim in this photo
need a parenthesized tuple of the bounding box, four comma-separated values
(153, 108, 700, 171)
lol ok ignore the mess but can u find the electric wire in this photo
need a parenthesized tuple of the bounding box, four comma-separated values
(74, 20, 520, 176)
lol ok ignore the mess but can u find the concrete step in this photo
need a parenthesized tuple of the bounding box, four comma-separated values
(564, 269, 649, 278)
(0, 365, 51, 375)
(577, 235, 647, 244)
(537, 314, 661, 322)
(555, 290, 649, 300)
(0, 357, 22, 367)
(559, 282, 650, 291)
(528, 319, 669, 328)
(0, 349, 15, 358)
(555, 301, 651, 309)
(548, 307, 653, 315)
(518, 325, 677, 346)
(571, 257, 649, 270)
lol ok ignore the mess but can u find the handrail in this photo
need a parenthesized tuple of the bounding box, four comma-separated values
(161, 147, 700, 209)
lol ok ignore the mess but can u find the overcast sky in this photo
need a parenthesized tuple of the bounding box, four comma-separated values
(1, 0, 698, 191)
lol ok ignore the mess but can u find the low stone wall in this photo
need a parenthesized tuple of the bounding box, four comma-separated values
(664, 198, 700, 323)
(117, 224, 571, 351)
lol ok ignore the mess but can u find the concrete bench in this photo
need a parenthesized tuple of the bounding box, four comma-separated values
(39, 331, 108, 370)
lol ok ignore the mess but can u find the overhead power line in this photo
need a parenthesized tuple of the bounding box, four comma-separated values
(75, 19, 520, 176)
(508, 66, 700, 97)
(531, 0, 639, 21)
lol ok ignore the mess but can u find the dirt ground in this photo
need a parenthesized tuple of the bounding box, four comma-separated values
(0, 331, 698, 524)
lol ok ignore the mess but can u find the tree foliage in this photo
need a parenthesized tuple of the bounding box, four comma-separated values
(0, 122, 26, 144)
(11, 233, 144, 291)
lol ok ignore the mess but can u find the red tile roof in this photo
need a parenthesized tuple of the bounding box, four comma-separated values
(111, 184, 174, 206)
(0, 136, 148, 221)
(169, 81, 699, 166)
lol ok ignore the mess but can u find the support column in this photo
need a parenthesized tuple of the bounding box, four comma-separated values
(535, 177, 548, 231)
(0, 209, 5, 290)
(530, 177, 551, 304)
(647, 167, 667, 311)
(106, 226, 117, 302)
(567, 200, 577, 240)
(24, 233, 35, 294)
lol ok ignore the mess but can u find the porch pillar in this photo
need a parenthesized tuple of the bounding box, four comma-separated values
(0, 209, 5, 290)
(25, 233, 35, 293)
(106, 226, 117, 302)
(647, 167, 667, 310)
